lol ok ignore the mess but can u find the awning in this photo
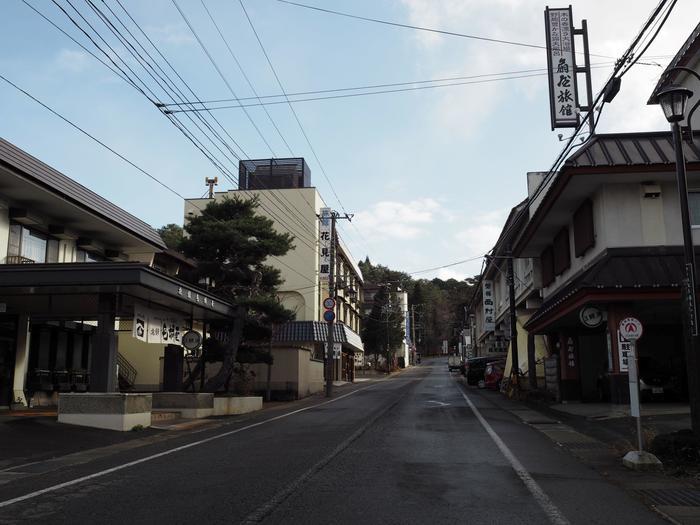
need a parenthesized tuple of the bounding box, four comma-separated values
(0, 262, 235, 320)
(524, 247, 685, 332)
(273, 321, 364, 353)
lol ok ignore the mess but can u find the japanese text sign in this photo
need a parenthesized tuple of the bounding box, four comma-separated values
(319, 207, 332, 282)
(545, 7, 579, 129)
(132, 304, 184, 345)
(482, 280, 495, 332)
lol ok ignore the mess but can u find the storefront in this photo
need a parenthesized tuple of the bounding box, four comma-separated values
(525, 248, 687, 403)
(0, 262, 235, 409)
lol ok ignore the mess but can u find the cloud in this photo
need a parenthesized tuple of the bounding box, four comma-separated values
(144, 24, 196, 46)
(354, 198, 445, 240)
(54, 49, 91, 73)
(454, 208, 510, 257)
(436, 267, 469, 281)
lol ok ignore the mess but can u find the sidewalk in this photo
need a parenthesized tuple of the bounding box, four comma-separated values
(465, 384, 700, 524)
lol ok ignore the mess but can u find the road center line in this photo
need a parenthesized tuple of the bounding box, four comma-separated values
(0, 382, 382, 509)
(458, 388, 570, 525)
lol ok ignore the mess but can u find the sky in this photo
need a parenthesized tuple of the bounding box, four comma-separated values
(0, 0, 698, 281)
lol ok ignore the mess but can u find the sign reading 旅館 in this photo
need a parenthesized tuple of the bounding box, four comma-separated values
(545, 6, 579, 129)
(132, 304, 185, 345)
(482, 280, 495, 332)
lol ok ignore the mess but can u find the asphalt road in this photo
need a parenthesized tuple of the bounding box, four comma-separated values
(0, 359, 665, 524)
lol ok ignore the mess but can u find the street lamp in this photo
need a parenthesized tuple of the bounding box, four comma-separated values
(656, 83, 700, 434)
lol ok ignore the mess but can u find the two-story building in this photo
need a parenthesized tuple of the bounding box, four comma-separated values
(185, 158, 364, 398)
(515, 132, 700, 403)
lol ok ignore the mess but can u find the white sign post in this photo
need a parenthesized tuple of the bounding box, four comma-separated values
(619, 317, 662, 470)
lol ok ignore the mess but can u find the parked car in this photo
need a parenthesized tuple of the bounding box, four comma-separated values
(447, 354, 462, 372)
(483, 360, 506, 390)
(638, 356, 677, 400)
(464, 357, 493, 385)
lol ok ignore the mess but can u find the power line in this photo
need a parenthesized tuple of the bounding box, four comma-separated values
(171, 0, 279, 157)
(0, 72, 319, 288)
(199, 0, 294, 156)
(165, 67, 621, 114)
(408, 256, 484, 276)
(159, 62, 629, 108)
(274, 0, 616, 59)
(76, 0, 322, 250)
(238, 0, 372, 256)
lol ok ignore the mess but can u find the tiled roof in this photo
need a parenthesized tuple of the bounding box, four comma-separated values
(565, 132, 700, 168)
(648, 22, 700, 104)
(0, 138, 165, 249)
(273, 321, 364, 352)
(525, 248, 685, 329)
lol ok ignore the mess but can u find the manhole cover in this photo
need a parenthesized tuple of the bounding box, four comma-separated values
(636, 488, 700, 507)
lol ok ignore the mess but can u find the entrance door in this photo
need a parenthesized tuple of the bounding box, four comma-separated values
(578, 333, 608, 401)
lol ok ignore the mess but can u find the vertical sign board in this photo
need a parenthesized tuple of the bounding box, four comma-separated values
(482, 280, 495, 332)
(617, 331, 631, 372)
(319, 207, 332, 282)
(545, 7, 579, 129)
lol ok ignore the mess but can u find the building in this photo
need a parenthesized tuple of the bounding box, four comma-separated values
(185, 158, 364, 398)
(0, 138, 233, 410)
(515, 132, 700, 402)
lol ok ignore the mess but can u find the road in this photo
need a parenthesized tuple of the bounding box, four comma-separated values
(0, 359, 664, 524)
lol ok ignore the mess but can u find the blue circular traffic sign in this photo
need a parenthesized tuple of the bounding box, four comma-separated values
(323, 310, 336, 322)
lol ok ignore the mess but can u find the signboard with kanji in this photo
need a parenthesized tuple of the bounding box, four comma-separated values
(482, 280, 495, 332)
(319, 207, 332, 282)
(132, 304, 184, 345)
(545, 7, 579, 129)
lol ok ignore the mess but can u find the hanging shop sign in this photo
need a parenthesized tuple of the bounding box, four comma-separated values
(565, 336, 576, 369)
(132, 304, 184, 345)
(324, 342, 342, 359)
(545, 7, 579, 129)
(482, 280, 495, 332)
(182, 330, 203, 351)
(319, 207, 332, 282)
(579, 305, 603, 328)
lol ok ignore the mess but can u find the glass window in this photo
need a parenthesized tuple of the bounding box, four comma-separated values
(20, 227, 47, 263)
(690, 191, 700, 226)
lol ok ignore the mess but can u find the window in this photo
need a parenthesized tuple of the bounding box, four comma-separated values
(76, 249, 106, 263)
(541, 246, 554, 287)
(573, 199, 595, 256)
(7, 223, 55, 263)
(690, 191, 700, 226)
(553, 227, 571, 276)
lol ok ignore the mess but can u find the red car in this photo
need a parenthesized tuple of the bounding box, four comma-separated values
(483, 360, 505, 390)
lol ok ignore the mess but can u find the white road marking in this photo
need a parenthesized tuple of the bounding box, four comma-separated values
(458, 389, 570, 525)
(425, 400, 449, 407)
(0, 383, 380, 509)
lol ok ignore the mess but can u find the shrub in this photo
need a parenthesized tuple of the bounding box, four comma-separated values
(651, 430, 700, 464)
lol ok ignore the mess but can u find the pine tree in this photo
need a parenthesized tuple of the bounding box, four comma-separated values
(180, 196, 295, 392)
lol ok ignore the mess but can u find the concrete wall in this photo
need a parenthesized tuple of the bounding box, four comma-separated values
(539, 181, 700, 300)
(116, 333, 163, 391)
(249, 346, 323, 398)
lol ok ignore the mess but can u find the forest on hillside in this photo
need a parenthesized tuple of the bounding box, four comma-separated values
(358, 258, 479, 357)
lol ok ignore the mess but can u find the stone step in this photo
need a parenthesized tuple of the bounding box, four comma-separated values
(151, 410, 181, 423)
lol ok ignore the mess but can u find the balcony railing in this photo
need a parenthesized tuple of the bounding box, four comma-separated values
(6, 255, 35, 264)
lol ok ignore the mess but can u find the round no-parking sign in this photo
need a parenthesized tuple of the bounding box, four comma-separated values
(619, 317, 643, 341)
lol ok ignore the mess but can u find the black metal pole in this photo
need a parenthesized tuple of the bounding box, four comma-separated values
(671, 121, 700, 435)
(506, 247, 519, 384)
(325, 213, 337, 398)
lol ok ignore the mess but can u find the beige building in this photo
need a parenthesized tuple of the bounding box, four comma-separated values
(185, 158, 364, 399)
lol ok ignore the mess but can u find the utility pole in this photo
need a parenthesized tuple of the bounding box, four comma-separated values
(411, 305, 417, 364)
(506, 246, 519, 387)
(320, 210, 354, 398)
(325, 212, 337, 398)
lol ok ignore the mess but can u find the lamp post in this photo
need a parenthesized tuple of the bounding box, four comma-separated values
(656, 83, 700, 434)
